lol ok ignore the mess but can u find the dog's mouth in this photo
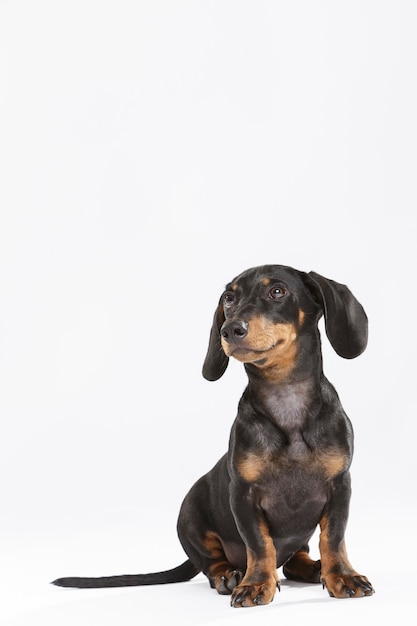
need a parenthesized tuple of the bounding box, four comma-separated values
(223, 340, 285, 362)
(220, 321, 298, 368)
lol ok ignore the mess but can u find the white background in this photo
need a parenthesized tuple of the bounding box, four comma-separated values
(1, 1, 416, 624)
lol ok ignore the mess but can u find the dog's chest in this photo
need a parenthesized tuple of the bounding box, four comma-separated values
(257, 380, 314, 429)
(237, 389, 347, 482)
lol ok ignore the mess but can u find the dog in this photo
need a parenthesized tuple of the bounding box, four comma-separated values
(53, 264, 374, 607)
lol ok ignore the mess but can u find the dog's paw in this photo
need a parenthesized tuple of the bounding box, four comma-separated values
(321, 573, 374, 598)
(230, 578, 280, 607)
(283, 557, 321, 584)
(214, 569, 243, 595)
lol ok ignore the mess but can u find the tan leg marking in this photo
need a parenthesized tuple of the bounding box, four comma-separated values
(319, 516, 374, 598)
(231, 521, 279, 607)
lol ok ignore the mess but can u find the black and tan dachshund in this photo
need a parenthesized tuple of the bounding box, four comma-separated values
(53, 264, 374, 607)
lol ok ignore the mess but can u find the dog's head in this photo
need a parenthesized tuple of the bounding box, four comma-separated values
(202, 265, 368, 381)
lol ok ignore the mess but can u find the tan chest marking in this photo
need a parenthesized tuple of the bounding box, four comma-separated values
(236, 449, 347, 482)
(237, 453, 267, 482)
(315, 451, 347, 479)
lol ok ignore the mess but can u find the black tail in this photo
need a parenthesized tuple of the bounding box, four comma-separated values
(52, 559, 200, 589)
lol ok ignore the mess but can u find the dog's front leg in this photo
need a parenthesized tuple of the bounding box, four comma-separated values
(319, 472, 374, 598)
(229, 483, 279, 608)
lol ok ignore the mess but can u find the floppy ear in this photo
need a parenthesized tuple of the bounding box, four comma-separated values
(306, 271, 368, 359)
(202, 298, 229, 381)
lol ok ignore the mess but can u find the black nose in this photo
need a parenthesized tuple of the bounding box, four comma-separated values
(221, 320, 248, 342)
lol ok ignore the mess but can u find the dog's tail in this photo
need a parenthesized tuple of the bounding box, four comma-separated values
(51, 559, 200, 589)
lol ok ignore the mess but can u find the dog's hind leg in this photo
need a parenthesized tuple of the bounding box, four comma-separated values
(200, 531, 245, 595)
(178, 525, 245, 595)
(283, 546, 321, 584)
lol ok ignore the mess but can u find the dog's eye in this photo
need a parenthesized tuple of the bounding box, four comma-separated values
(223, 292, 235, 308)
(268, 286, 287, 300)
